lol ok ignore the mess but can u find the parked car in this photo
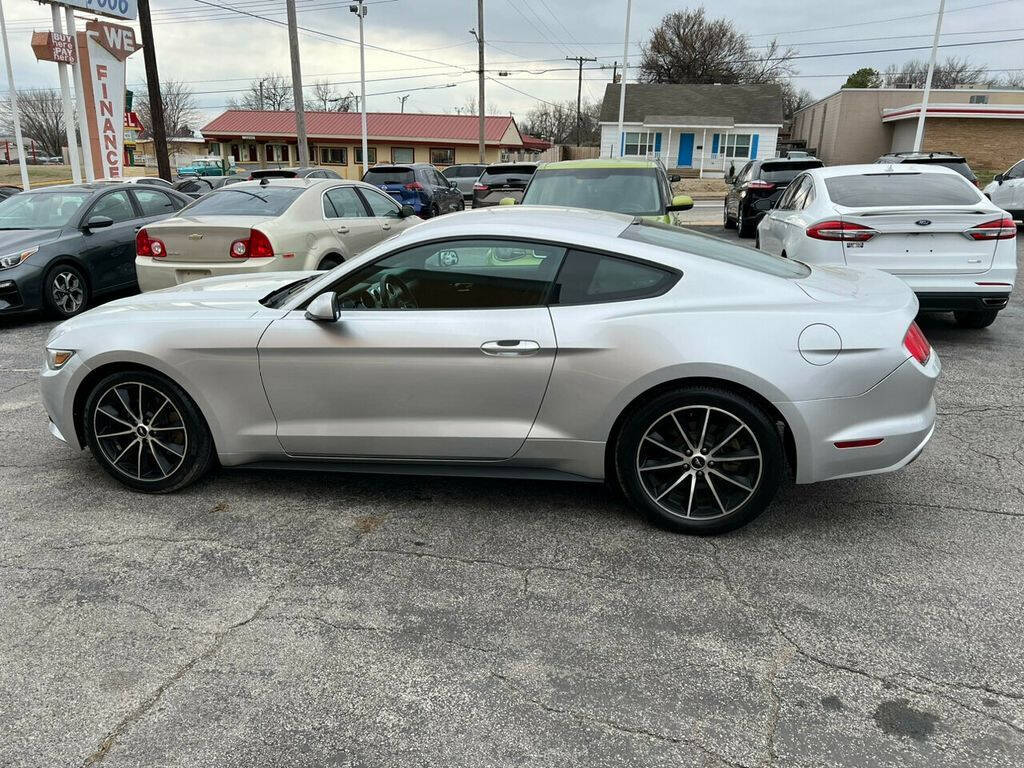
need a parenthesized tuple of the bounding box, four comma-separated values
(983, 158, 1024, 222)
(361, 163, 463, 217)
(0, 183, 191, 318)
(0, 184, 21, 200)
(173, 175, 249, 199)
(135, 178, 419, 292)
(785, 150, 814, 159)
(754, 164, 1016, 328)
(96, 176, 175, 188)
(175, 158, 230, 177)
(875, 151, 979, 186)
(41, 206, 939, 535)
(441, 163, 488, 200)
(249, 167, 342, 180)
(725, 157, 824, 237)
(513, 158, 692, 223)
(472, 162, 537, 208)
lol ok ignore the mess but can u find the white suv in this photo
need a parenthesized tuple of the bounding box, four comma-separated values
(983, 158, 1024, 223)
(755, 164, 1017, 328)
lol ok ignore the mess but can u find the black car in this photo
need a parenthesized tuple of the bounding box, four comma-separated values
(361, 163, 463, 217)
(0, 185, 20, 201)
(875, 151, 979, 186)
(471, 162, 537, 208)
(173, 174, 249, 199)
(249, 167, 342, 180)
(725, 157, 824, 237)
(441, 163, 488, 200)
(0, 183, 191, 318)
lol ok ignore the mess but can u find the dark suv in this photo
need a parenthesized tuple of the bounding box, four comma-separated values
(725, 157, 824, 237)
(875, 151, 978, 186)
(472, 162, 537, 208)
(362, 163, 463, 218)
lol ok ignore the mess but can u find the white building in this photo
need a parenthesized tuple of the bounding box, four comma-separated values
(598, 83, 785, 178)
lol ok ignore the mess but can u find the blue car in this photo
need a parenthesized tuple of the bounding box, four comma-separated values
(361, 163, 463, 218)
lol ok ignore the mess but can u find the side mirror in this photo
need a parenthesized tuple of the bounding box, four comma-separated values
(752, 198, 776, 213)
(83, 215, 114, 232)
(304, 292, 340, 322)
(994, 173, 1005, 184)
(399, 204, 416, 218)
(666, 194, 693, 212)
(669, 174, 682, 183)
(449, 179, 458, 189)
(499, 197, 517, 206)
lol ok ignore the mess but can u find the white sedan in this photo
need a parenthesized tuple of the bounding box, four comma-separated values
(755, 164, 1017, 328)
(983, 158, 1024, 222)
(135, 178, 420, 292)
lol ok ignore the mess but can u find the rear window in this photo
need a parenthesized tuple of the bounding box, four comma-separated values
(181, 186, 303, 216)
(620, 220, 810, 278)
(250, 169, 296, 179)
(522, 167, 662, 216)
(825, 173, 981, 207)
(480, 165, 536, 182)
(363, 167, 414, 185)
(907, 159, 975, 180)
(759, 160, 823, 183)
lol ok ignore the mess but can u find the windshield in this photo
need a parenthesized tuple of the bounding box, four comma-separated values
(826, 173, 981, 207)
(0, 191, 89, 229)
(260, 274, 319, 308)
(181, 186, 303, 216)
(620, 220, 810, 278)
(759, 161, 823, 184)
(522, 168, 663, 216)
(364, 167, 414, 186)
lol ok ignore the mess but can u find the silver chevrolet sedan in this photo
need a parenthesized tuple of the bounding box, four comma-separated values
(40, 207, 940, 534)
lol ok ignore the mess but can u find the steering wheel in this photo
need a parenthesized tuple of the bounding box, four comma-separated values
(378, 273, 418, 309)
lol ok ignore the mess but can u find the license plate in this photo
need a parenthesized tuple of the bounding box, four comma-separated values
(176, 270, 212, 283)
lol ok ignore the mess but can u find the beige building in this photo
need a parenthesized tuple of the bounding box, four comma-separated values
(791, 88, 1024, 171)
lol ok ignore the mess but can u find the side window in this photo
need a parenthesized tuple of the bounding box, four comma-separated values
(789, 177, 812, 210)
(551, 250, 678, 305)
(88, 191, 135, 223)
(799, 179, 816, 209)
(134, 189, 180, 216)
(359, 188, 402, 218)
(324, 239, 566, 310)
(736, 162, 754, 184)
(776, 176, 803, 210)
(323, 186, 370, 218)
(177, 180, 201, 193)
(1007, 161, 1024, 180)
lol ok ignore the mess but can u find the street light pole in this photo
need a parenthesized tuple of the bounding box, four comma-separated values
(286, 0, 309, 166)
(350, 1, 368, 175)
(0, 0, 29, 189)
(476, 0, 485, 163)
(398, 94, 409, 113)
(616, 0, 632, 157)
(913, 0, 946, 151)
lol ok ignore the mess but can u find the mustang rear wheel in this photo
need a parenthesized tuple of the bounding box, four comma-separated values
(84, 370, 214, 493)
(615, 387, 784, 534)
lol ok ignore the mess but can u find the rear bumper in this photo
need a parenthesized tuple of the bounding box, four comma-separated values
(916, 292, 1010, 312)
(136, 256, 303, 292)
(777, 352, 940, 485)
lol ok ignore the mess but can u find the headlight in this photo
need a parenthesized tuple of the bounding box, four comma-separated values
(45, 348, 74, 370)
(0, 247, 38, 270)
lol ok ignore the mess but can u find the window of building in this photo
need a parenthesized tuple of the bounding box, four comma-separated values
(430, 147, 455, 166)
(265, 144, 274, 161)
(282, 144, 289, 161)
(969, 94, 989, 104)
(230, 144, 240, 161)
(354, 146, 378, 165)
(392, 146, 415, 163)
(722, 133, 752, 159)
(320, 146, 347, 165)
(208, 142, 220, 156)
(247, 144, 257, 162)
(623, 131, 655, 157)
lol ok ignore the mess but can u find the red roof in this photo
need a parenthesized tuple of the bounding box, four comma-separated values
(201, 110, 522, 146)
(521, 134, 552, 151)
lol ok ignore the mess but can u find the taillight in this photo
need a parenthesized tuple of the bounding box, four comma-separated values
(473, 183, 489, 191)
(746, 180, 775, 190)
(806, 220, 877, 242)
(136, 228, 166, 258)
(229, 229, 275, 259)
(404, 181, 424, 190)
(903, 321, 931, 365)
(963, 216, 1016, 241)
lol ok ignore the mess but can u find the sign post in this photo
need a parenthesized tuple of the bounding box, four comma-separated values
(65, 7, 94, 181)
(49, 4, 82, 182)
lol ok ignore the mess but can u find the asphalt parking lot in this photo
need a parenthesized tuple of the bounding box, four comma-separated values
(2, 226, 1022, 767)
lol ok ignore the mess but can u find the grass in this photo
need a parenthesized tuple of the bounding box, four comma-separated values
(0, 164, 149, 188)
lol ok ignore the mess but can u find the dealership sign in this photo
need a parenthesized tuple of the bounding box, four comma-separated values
(30, 31, 76, 64)
(50, 0, 138, 22)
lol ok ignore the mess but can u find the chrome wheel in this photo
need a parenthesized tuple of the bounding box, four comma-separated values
(635, 405, 763, 521)
(51, 270, 85, 315)
(92, 381, 188, 482)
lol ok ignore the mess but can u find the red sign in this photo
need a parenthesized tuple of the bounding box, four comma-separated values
(124, 111, 144, 131)
(30, 31, 76, 64)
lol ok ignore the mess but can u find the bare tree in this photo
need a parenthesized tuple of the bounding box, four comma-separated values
(882, 57, 987, 89)
(136, 80, 199, 139)
(0, 88, 66, 156)
(227, 73, 293, 111)
(780, 81, 814, 119)
(639, 7, 795, 85)
(306, 79, 355, 112)
(520, 99, 600, 144)
(996, 71, 1024, 88)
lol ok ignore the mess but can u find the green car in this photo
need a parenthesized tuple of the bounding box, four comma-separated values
(176, 158, 230, 177)
(502, 158, 693, 223)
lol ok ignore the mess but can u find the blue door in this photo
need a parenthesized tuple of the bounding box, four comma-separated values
(677, 133, 695, 167)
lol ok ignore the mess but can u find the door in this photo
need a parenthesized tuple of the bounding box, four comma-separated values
(677, 133, 695, 168)
(78, 190, 141, 288)
(258, 237, 566, 458)
(322, 185, 384, 256)
(357, 186, 417, 238)
(991, 160, 1024, 212)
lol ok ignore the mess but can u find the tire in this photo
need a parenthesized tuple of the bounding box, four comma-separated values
(318, 255, 344, 271)
(83, 370, 214, 493)
(43, 263, 90, 318)
(723, 202, 736, 229)
(614, 386, 784, 535)
(429, 203, 441, 219)
(953, 309, 999, 329)
(737, 206, 755, 238)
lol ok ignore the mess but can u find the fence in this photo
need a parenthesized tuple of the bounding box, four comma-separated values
(502, 145, 600, 164)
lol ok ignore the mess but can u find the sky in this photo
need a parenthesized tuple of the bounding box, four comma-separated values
(1, 0, 1023, 131)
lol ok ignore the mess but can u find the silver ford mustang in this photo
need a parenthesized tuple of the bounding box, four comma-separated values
(39, 207, 940, 534)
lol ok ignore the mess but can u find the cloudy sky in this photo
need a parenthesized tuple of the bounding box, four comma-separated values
(2, 0, 1023, 129)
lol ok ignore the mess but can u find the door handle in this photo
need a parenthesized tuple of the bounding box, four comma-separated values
(336, 226, 350, 235)
(480, 339, 541, 357)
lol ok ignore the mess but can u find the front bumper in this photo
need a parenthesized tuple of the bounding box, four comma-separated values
(777, 352, 940, 485)
(136, 255, 303, 292)
(40, 351, 91, 452)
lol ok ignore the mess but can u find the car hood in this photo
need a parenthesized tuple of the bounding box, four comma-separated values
(0, 228, 62, 253)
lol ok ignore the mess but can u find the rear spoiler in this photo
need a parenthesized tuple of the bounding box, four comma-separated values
(834, 206, 993, 217)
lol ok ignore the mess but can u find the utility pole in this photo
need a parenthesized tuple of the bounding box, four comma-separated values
(472, 0, 485, 163)
(350, 0, 368, 174)
(398, 94, 409, 113)
(913, 0, 946, 151)
(0, 0, 29, 189)
(286, 0, 310, 166)
(567, 55, 597, 147)
(616, 0, 633, 156)
(258, 78, 265, 110)
(138, 0, 171, 181)
(611, 61, 619, 83)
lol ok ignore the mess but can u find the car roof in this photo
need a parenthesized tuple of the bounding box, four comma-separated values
(538, 158, 656, 171)
(398, 205, 634, 240)
(806, 163, 964, 179)
(21, 182, 124, 194)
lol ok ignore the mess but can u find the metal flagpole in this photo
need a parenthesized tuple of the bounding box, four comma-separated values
(65, 7, 93, 182)
(0, 0, 29, 189)
(615, 0, 632, 157)
(913, 0, 946, 152)
(50, 4, 82, 183)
